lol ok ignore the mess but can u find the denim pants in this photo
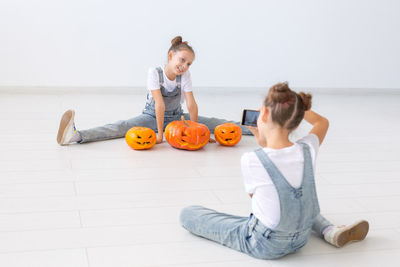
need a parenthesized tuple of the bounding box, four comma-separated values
(180, 206, 332, 260)
(78, 113, 252, 143)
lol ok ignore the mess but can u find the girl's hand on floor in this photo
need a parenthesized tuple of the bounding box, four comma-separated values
(209, 137, 216, 143)
(156, 135, 163, 144)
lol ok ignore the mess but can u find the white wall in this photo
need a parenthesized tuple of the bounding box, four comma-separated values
(1, 0, 399, 89)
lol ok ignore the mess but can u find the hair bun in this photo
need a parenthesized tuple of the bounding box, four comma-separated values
(298, 92, 312, 111)
(168, 36, 195, 55)
(269, 82, 292, 103)
(171, 36, 183, 46)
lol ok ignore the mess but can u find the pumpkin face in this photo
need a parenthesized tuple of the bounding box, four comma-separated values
(125, 127, 156, 150)
(214, 123, 242, 146)
(165, 116, 210, 150)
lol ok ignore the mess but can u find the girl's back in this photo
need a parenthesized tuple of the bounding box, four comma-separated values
(241, 134, 320, 229)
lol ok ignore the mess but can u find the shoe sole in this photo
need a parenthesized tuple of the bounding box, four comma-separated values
(336, 220, 369, 247)
(57, 110, 75, 145)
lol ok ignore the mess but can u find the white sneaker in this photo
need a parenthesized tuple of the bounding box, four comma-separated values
(324, 220, 369, 248)
(57, 110, 77, 145)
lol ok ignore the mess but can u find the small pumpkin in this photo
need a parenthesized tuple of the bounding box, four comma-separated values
(125, 127, 156, 150)
(165, 116, 210, 150)
(214, 123, 242, 146)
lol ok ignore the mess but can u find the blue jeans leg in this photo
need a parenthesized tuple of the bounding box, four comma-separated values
(186, 114, 252, 135)
(312, 214, 333, 238)
(79, 113, 157, 143)
(180, 205, 252, 254)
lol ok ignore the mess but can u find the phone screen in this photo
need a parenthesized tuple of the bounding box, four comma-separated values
(241, 109, 259, 126)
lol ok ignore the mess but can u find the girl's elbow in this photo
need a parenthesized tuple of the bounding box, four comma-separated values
(323, 118, 330, 129)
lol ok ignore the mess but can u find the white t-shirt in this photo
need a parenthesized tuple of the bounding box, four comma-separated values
(147, 67, 192, 104)
(240, 134, 320, 228)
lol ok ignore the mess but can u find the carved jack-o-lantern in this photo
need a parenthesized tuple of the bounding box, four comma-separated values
(125, 127, 156, 150)
(214, 123, 242, 146)
(165, 116, 210, 150)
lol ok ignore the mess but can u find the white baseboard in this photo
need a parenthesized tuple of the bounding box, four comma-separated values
(0, 86, 399, 95)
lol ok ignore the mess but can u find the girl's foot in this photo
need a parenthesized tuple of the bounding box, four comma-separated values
(324, 220, 369, 248)
(57, 110, 81, 145)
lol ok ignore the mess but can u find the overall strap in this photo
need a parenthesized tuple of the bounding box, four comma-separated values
(156, 67, 164, 86)
(298, 142, 310, 156)
(254, 148, 289, 189)
(298, 142, 314, 181)
(156, 67, 181, 89)
(297, 142, 321, 219)
(176, 74, 182, 88)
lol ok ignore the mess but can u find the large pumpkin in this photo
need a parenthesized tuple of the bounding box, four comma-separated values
(125, 127, 156, 150)
(214, 123, 242, 146)
(165, 116, 210, 150)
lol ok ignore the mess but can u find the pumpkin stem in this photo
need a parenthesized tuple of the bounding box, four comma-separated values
(181, 115, 190, 127)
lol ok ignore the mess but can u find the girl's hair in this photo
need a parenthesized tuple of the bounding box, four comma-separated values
(264, 82, 312, 131)
(168, 36, 195, 55)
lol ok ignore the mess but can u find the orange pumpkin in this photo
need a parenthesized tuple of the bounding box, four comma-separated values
(165, 116, 210, 150)
(214, 123, 242, 146)
(125, 127, 156, 150)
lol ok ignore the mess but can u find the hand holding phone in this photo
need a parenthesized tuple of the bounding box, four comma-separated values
(241, 109, 260, 127)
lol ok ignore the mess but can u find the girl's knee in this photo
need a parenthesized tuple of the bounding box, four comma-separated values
(113, 120, 130, 132)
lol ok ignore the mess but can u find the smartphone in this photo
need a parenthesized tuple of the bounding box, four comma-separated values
(241, 109, 260, 127)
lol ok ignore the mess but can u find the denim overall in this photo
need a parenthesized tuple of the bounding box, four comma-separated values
(79, 67, 252, 143)
(180, 142, 332, 259)
(143, 67, 183, 118)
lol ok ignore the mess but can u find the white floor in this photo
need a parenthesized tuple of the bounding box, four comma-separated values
(1, 88, 400, 267)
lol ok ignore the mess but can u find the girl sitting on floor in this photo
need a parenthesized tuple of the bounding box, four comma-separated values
(56, 36, 251, 145)
(180, 82, 369, 259)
